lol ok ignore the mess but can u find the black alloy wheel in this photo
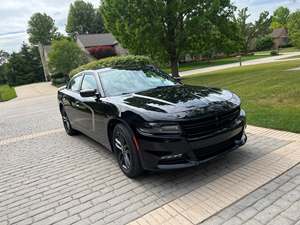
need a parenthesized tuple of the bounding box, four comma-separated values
(61, 107, 78, 136)
(112, 124, 143, 178)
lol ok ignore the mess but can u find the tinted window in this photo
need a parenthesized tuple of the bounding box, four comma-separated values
(81, 74, 98, 90)
(69, 75, 83, 91)
(98, 67, 177, 96)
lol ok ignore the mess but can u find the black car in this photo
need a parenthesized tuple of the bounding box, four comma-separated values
(58, 65, 247, 177)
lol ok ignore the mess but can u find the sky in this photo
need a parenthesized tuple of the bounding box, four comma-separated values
(0, 0, 299, 53)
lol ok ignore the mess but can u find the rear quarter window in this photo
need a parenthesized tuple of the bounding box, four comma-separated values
(68, 75, 83, 91)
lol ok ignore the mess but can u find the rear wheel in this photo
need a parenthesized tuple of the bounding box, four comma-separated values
(60, 107, 78, 136)
(112, 124, 143, 178)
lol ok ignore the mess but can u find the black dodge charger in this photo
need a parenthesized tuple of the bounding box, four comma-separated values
(58, 65, 247, 177)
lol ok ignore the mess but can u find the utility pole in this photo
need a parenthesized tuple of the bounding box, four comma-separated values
(37, 43, 49, 82)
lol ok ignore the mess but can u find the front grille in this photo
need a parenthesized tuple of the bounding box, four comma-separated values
(193, 135, 237, 161)
(180, 107, 240, 140)
(159, 157, 189, 165)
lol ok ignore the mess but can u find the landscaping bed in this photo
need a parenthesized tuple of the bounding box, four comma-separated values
(184, 60, 300, 133)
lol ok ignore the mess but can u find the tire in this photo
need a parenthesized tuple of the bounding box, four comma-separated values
(60, 107, 78, 136)
(112, 123, 143, 178)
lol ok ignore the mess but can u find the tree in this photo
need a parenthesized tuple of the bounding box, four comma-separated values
(0, 63, 9, 84)
(66, 0, 105, 38)
(271, 6, 290, 29)
(256, 36, 273, 51)
(94, 10, 106, 34)
(48, 39, 89, 76)
(6, 43, 44, 85)
(287, 11, 300, 48)
(0, 50, 10, 84)
(101, 0, 236, 77)
(0, 50, 9, 65)
(27, 13, 58, 45)
(235, 8, 272, 53)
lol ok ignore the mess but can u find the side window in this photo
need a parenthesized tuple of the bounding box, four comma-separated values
(81, 73, 98, 90)
(69, 75, 83, 92)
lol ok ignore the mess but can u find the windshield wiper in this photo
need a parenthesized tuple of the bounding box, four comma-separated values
(154, 84, 180, 89)
(121, 92, 133, 95)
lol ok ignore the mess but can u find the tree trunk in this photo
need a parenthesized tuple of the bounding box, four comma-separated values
(170, 55, 179, 78)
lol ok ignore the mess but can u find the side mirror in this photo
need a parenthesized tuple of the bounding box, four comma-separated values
(80, 89, 97, 98)
(174, 77, 182, 83)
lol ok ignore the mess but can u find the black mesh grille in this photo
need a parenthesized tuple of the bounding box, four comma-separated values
(180, 108, 240, 140)
(193, 136, 237, 160)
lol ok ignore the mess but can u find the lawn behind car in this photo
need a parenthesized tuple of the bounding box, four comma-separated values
(0, 84, 17, 101)
(184, 60, 300, 133)
(163, 54, 271, 73)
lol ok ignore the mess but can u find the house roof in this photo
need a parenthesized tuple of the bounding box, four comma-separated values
(271, 28, 288, 38)
(77, 33, 118, 48)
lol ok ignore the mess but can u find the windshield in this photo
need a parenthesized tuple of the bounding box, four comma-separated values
(98, 67, 178, 96)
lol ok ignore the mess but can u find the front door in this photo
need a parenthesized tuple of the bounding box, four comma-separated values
(64, 74, 84, 129)
(76, 72, 99, 134)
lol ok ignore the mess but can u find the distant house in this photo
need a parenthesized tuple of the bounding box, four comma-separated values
(76, 33, 128, 56)
(271, 28, 289, 49)
(38, 33, 128, 80)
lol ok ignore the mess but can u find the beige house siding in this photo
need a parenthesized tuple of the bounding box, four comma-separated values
(114, 43, 128, 55)
(271, 28, 289, 49)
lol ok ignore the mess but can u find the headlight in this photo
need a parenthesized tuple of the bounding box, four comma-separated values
(230, 94, 241, 105)
(138, 123, 181, 135)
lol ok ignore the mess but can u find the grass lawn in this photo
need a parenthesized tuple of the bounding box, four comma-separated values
(163, 54, 271, 73)
(0, 84, 17, 102)
(280, 47, 300, 53)
(183, 59, 300, 133)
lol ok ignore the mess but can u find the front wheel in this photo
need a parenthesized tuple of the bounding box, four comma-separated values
(112, 124, 143, 178)
(60, 107, 78, 136)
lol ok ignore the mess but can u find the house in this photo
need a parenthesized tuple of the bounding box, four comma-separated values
(76, 33, 128, 56)
(38, 33, 128, 80)
(271, 28, 289, 49)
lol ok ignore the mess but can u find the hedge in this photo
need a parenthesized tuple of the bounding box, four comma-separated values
(69, 55, 153, 77)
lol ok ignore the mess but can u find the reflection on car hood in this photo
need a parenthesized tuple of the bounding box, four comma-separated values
(108, 85, 240, 120)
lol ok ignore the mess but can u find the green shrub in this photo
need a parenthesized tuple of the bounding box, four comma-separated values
(270, 50, 279, 56)
(0, 85, 17, 101)
(51, 73, 68, 87)
(69, 55, 153, 77)
(49, 39, 89, 77)
(256, 36, 273, 51)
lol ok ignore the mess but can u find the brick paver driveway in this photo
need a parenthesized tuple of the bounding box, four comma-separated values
(0, 83, 299, 225)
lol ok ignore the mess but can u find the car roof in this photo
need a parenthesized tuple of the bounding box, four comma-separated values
(95, 68, 114, 73)
(79, 65, 154, 75)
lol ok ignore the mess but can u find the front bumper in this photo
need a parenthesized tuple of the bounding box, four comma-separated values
(136, 111, 247, 171)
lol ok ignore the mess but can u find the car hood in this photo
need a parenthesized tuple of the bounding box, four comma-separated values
(107, 85, 240, 120)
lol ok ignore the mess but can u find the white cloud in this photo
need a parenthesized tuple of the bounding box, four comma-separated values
(0, 0, 100, 53)
(0, 0, 300, 53)
(234, 0, 300, 21)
